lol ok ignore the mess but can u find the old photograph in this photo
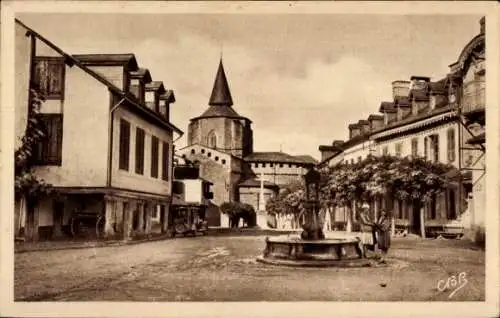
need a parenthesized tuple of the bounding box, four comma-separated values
(1, 1, 499, 317)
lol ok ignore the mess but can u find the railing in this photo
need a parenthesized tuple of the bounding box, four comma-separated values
(461, 81, 485, 114)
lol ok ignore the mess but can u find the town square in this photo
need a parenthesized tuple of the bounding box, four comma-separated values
(1, 2, 498, 316)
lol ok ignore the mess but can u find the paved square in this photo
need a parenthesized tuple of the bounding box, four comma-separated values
(15, 235, 485, 301)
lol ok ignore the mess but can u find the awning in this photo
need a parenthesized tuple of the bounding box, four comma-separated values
(371, 110, 457, 140)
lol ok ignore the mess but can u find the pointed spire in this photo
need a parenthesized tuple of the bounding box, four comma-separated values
(209, 58, 233, 107)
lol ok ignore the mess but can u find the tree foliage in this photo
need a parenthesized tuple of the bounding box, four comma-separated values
(14, 88, 54, 200)
(220, 201, 257, 228)
(265, 154, 458, 218)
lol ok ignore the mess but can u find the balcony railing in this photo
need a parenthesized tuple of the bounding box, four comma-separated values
(461, 80, 485, 114)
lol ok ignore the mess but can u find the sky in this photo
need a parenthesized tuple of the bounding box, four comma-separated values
(18, 13, 483, 160)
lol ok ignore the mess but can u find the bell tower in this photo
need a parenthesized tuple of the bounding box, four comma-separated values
(187, 58, 253, 158)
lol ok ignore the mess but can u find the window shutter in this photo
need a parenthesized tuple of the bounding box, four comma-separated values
(135, 127, 145, 175)
(119, 119, 131, 171)
(162, 141, 170, 181)
(151, 136, 159, 178)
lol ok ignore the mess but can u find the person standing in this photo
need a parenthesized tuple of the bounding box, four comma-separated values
(358, 203, 377, 253)
(375, 210, 392, 263)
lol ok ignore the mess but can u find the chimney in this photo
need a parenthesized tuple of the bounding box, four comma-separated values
(410, 76, 431, 91)
(332, 140, 344, 148)
(368, 114, 384, 131)
(392, 81, 411, 100)
(379, 101, 397, 125)
(357, 120, 370, 135)
(348, 123, 361, 139)
(480, 16, 485, 34)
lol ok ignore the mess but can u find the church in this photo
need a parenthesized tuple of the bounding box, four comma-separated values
(176, 59, 317, 227)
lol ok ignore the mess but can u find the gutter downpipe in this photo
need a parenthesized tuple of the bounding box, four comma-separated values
(106, 97, 127, 188)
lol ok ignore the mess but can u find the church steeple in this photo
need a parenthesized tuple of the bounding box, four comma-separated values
(209, 58, 233, 107)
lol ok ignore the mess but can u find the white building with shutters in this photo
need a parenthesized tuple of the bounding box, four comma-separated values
(14, 19, 183, 241)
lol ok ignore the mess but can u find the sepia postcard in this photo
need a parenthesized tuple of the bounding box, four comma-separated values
(1, 1, 499, 318)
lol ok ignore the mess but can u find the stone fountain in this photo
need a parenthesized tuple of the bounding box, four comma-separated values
(256, 168, 372, 267)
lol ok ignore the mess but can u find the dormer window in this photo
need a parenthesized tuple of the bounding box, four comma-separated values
(145, 91, 155, 109)
(159, 99, 168, 120)
(129, 78, 144, 103)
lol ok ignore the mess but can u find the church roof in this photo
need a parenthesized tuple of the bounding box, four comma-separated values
(193, 105, 246, 120)
(191, 58, 250, 122)
(209, 59, 233, 106)
(244, 152, 317, 165)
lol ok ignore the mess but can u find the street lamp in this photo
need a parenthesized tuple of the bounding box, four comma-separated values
(301, 168, 324, 240)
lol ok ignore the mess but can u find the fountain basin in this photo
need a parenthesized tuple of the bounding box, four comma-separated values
(256, 235, 372, 267)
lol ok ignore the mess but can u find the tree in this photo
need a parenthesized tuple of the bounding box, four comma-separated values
(220, 202, 257, 228)
(321, 155, 457, 237)
(15, 88, 55, 240)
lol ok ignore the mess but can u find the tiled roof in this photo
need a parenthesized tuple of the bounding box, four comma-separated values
(294, 155, 319, 165)
(160, 90, 176, 103)
(428, 78, 448, 95)
(341, 133, 370, 150)
(409, 88, 429, 101)
(192, 105, 248, 120)
(379, 101, 395, 112)
(209, 59, 233, 106)
(244, 152, 316, 165)
(15, 19, 183, 135)
(130, 68, 152, 83)
(145, 81, 166, 94)
(237, 178, 279, 189)
(395, 96, 411, 107)
(368, 114, 384, 121)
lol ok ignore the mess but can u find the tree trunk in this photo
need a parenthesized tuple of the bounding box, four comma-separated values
(346, 204, 352, 233)
(420, 204, 426, 239)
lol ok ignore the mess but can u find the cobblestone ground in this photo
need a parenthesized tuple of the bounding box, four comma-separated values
(15, 235, 485, 301)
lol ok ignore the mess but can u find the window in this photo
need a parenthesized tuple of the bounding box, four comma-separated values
(151, 135, 159, 178)
(270, 163, 274, 168)
(208, 130, 217, 149)
(135, 127, 145, 175)
(289, 164, 292, 168)
(34, 114, 63, 165)
(411, 138, 418, 157)
(424, 137, 428, 160)
(33, 57, 65, 99)
(162, 141, 170, 181)
(397, 200, 405, 219)
(279, 163, 283, 168)
(382, 146, 389, 156)
(119, 119, 130, 171)
(447, 129, 456, 162)
(357, 156, 362, 163)
(447, 190, 457, 220)
(430, 195, 437, 220)
(262, 163, 266, 168)
(395, 143, 402, 157)
(152, 205, 158, 218)
(430, 134, 439, 162)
